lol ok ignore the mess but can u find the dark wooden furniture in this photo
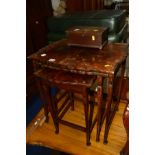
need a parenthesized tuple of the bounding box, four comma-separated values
(28, 39, 128, 143)
(66, 26, 108, 49)
(120, 92, 129, 155)
(34, 68, 97, 145)
(66, 0, 104, 12)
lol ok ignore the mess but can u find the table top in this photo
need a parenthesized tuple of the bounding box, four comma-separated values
(28, 39, 128, 76)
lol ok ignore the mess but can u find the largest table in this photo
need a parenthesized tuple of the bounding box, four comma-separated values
(28, 39, 128, 143)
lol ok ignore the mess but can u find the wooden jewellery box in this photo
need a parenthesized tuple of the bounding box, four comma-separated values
(66, 26, 109, 49)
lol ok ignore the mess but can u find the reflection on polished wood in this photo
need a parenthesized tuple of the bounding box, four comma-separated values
(26, 101, 127, 155)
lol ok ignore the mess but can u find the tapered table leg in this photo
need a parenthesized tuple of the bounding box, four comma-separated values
(96, 76, 104, 141)
(103, 75, 114, 143)
(120, 93, 129, 155)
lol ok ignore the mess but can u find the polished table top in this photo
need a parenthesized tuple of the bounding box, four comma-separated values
(28, 39, 128, 76)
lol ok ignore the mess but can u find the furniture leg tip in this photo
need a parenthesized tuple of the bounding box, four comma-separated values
(86, 142, 91, 146)
(96, 137, 100, 142)
(103, 140, 108, 144)
(55, 130, 59, 134)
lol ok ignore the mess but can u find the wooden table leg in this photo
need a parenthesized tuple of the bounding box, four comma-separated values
(103, 75, 114, 143)
(117, 60, 126, 104)
(96, 76, 104, 141)
(103, 60, 126, 143)
(41, 83, 59, 134)
(33, 60, 50, 122)
(36, 79, 49, 122)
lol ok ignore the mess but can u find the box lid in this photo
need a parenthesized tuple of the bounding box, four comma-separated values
(66, 26, 108, 35)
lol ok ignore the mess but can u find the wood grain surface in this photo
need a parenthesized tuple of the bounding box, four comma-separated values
(26, 101, 127, 155)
